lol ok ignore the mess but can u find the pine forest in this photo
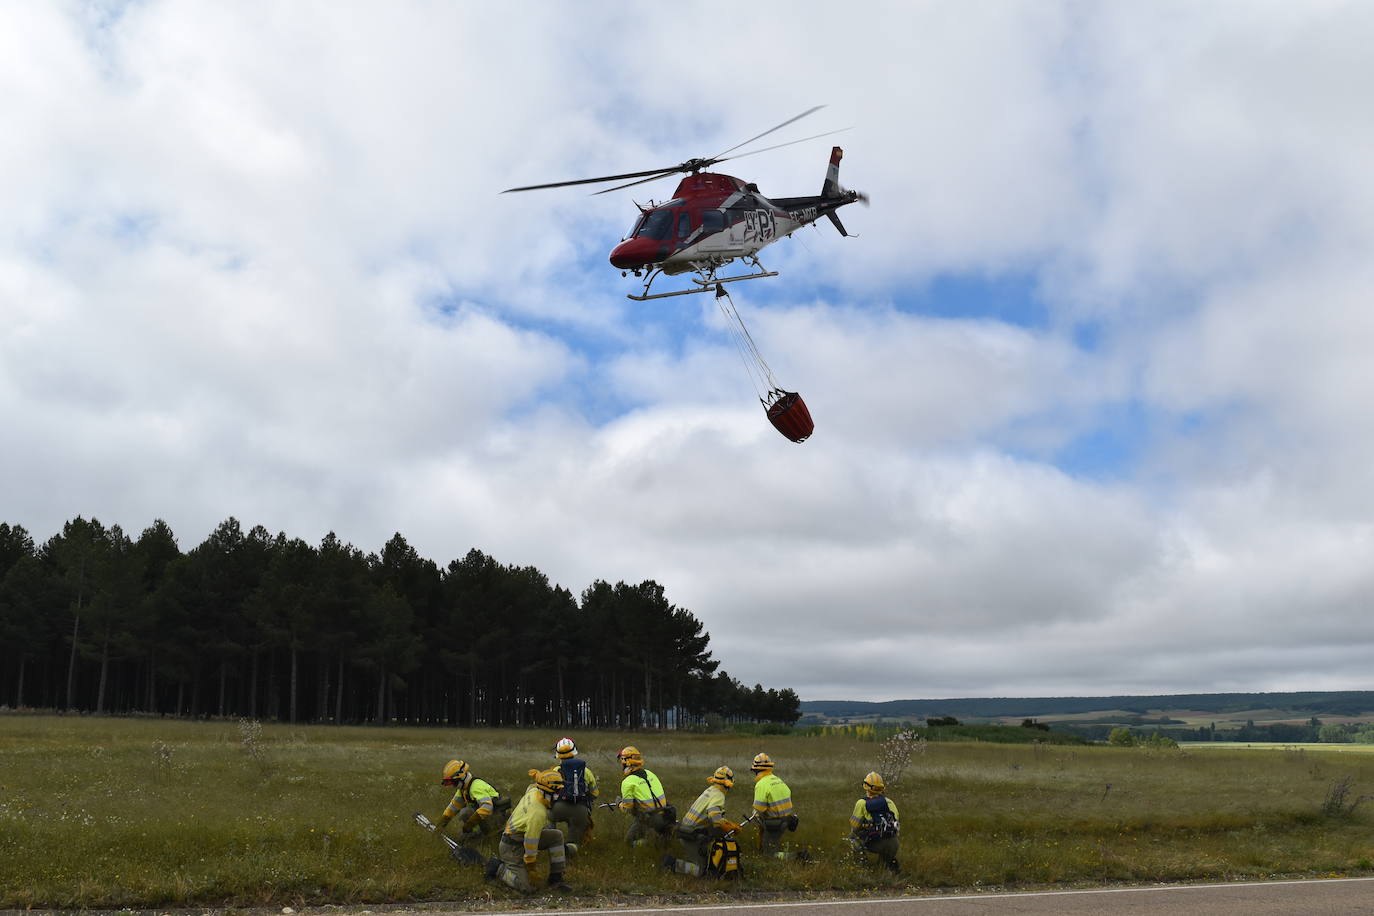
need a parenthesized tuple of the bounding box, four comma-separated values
(0, 519, 801, 728)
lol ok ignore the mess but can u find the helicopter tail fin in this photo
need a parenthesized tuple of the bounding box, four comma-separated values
(822, 147, 845, 198)
(826, 211, 850, 237)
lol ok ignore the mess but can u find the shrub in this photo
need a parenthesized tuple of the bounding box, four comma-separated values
(1108, 727, 1136, 747)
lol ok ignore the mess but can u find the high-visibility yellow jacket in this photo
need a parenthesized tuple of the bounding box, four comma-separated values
(442, 776, 498, 824)
(504, 784, 552, 865)
(680, 784, 737, 832)
(618, 768, 666, 814)
(752, 772, 794, 818)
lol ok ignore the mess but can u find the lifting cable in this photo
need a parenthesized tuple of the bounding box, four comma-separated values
(714, 285, 781, 406)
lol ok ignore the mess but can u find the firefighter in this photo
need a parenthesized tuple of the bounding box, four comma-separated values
(750, 752, 805, 860)
(549, 736, 598, 846)
(849, 771, 901, 874)
(616, 745, 675, 847)
(437, 760, 509, 843)
(485, 768, 572, 893)
(663, 765, 743, 877)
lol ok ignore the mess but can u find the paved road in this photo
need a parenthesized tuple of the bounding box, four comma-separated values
(422, 878, 1374, 915)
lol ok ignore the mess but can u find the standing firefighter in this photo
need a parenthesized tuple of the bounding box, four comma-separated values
(616, 745, 676, 846)
(486, 768, 572, 893)
(750, 752, 802, 859)
(437, 760, 508, 842)
(663, 765, 743, 878)
(550, 736, 598, 846)
(849, 771, 901, 874)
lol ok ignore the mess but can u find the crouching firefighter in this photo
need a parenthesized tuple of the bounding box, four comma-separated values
(550, 736, 598, 846)
(438, 760, 510, 843)
(849, 771, 901, 874)
(485, 768, 572, 893)
(663, 765, 744, 878)
(616, 745, 676, 847)
(750, 752, 805, 860)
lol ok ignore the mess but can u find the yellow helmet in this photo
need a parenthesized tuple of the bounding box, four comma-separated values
(555, 737, 577, 759)
(531, 767, 565, 796)
(618, 745, 644, 772)
(707, 765, 735, 789)
(750, 752, 774, 773)
(863, 771, 885, 795)
(441, 759, 470, 787)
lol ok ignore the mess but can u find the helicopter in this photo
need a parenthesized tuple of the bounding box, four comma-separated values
(502, 107, 867, 300)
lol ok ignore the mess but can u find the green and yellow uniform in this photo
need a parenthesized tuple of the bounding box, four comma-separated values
(550, 757, 598, 845)
(850, 793, 901, 873)
(495, 782, 568, 893)
(619, 768, 673, 846)
(442, 776, 504, 838)
(752, 770, 795, 854)
(669, 782, 742, 876)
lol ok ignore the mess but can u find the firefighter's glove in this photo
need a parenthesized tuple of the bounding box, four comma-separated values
(463, 814, 482, 832)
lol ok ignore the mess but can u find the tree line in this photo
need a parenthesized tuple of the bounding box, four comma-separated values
(0, 518, 801, 728)
(803, 691, 1374, 721)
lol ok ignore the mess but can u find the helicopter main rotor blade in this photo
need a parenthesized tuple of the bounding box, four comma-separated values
(500, 105, 833, 195)
(592, 170, 683, 195)
(710, 105, 825, 160)
(714, 127, 853, 165)
(502, 166, 691, 193)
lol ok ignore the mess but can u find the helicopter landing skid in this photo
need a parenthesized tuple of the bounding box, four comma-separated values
(627, 260, 779, 301)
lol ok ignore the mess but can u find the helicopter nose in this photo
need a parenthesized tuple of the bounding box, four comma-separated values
(610, 238, 663, 270)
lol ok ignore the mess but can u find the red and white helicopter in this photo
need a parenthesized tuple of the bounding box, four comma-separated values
(503, 106, 867, 301)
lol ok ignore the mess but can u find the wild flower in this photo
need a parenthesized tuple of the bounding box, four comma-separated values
(875, 729, 926, 788)
(152, 740, 174, 780)
(238, 718, 264, 761)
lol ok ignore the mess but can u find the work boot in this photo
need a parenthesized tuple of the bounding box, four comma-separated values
(886, 858, 901, 874)
(794, 848, 813, 864)
(660, 853, 676, 872)
(483, 857, 502, 881)
(547, 872, 572, 892)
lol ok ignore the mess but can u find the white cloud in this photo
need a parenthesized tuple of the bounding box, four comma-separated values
(4, 1, 1374, 700)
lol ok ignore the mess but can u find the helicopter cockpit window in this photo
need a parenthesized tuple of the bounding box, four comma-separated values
(634, 208, 673, 240)
(676, 211, 691, 238)
(701, 209, 725, 233)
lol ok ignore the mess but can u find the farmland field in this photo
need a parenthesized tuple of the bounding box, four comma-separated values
(4, 714, 1374, 908)
(1187, 742, 1374, 753)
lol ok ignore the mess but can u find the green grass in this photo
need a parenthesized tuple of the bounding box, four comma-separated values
(4, 715, 1374, 908)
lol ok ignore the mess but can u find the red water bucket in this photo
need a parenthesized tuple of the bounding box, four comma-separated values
(765, 391, 814, 443)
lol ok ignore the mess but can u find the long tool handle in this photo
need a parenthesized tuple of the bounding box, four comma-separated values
(414, 811, 460, 850)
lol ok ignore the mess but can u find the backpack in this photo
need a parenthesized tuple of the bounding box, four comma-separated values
(707, 835, 742, 879)
(558, 759, 591, 804)
(861, 796, 899, 841)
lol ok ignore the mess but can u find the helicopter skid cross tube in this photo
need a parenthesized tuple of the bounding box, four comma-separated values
(627, 259, 779, 301)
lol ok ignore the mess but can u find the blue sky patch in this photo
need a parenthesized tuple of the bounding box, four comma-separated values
(892, 270, 1050, 329)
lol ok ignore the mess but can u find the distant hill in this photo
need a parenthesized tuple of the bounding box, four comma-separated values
(801, 691, 1374, 722)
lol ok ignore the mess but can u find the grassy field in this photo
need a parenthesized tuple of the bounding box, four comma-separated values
(4, 714, 1374, 909)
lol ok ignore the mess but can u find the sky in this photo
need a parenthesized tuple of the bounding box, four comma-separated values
(4, 1, 1374, 702)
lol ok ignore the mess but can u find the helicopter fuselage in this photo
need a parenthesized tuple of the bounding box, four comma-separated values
(609, 148, 864, 278)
